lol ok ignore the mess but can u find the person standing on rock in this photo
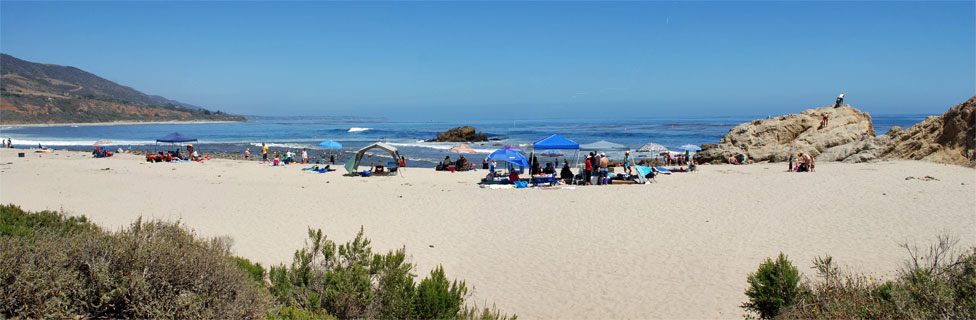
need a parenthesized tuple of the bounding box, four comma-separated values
(834, 92, 845, 108)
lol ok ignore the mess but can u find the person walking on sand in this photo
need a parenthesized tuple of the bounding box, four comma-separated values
(244, 148, 251, 160)
(834, 92, 845, 108)
(301, 148, 309, 164)
(261, 143, 269, 163)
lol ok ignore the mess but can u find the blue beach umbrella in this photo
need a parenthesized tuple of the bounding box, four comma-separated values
(318, 140, 343, 149)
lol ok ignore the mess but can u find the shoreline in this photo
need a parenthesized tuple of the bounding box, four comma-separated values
(0, 119, 247, 128)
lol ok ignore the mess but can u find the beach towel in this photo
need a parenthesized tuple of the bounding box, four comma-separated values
(654, 166, 671, 173)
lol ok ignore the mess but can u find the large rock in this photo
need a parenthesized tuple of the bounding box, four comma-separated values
(430, 126, 488, 142)
(694, 105, 875, 163)
(883, 96, 975, 167)
(824, 95, 976, 167)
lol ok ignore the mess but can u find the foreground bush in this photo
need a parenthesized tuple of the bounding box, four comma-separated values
(0, 204, 270, 318)
(741, 253, 804, 319)
(267, 228, 516, 320)
(1, 205, 514, 319)
(743, 235, 976, 319)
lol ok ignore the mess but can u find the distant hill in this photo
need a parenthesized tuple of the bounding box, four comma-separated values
(0, 54, 245, 124)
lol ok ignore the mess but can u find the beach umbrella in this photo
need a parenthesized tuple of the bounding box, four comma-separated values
(318, 140, 343, 149)
(93, 140, 113, 146)
(637, 142, 669, 153)
(677, 144, 701, 151)
(449, 144, 476, 154)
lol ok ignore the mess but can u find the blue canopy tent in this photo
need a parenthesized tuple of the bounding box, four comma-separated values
(155, 132, 198, 151)
(156, 132, 197, 143)
(532, 134, 581, 175)
(485, 148, 529, 176)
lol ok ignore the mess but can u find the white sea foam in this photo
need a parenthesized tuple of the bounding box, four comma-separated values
(384, 142, 495, 154)
(7, 139, 156, 147)
(248, 142, 313, 149)
(348, 127, 372, 133)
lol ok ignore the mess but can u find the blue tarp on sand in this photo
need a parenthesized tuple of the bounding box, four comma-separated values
(533, 134, 579, 150)
(156, 132, 198, 143)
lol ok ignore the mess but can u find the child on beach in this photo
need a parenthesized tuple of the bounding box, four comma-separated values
(301, 148, 308, 164)
(244, 148, 251, 160)
(273, 152, 280, 166)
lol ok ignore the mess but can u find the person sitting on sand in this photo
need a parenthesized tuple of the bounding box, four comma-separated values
(543, 162, 555, 175)
(273, 152, 281, 166)
(400, 156, 407, 167)
(509, 169, 520, 183)
(560, 163, 574, 181)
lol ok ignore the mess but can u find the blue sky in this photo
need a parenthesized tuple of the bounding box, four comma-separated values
(1, 1, 973, 120)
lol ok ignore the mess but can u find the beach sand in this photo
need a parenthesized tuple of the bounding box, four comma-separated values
(1, 148, 973, 318)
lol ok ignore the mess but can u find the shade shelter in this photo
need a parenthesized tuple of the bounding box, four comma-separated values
(637, 142, 669, 153)
(156, 132, 197, 144)
(532, 134, 581, 174)
(533, 134, 579, 150)
(155, 132, 198, 152)
(449, 144, 476, 154)
(344, 142, 402, 175)
(580, 140, 627, 150)
(486, 148, 530, 168)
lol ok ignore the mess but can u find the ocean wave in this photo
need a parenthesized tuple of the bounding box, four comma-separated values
(248, 142, 314, 149)
(7, 139, 156, 147)
(384, 142, 496, 154)
(348, 127, 372, 133)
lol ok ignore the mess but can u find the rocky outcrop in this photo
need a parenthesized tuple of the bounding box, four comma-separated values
(694, 105, 874, 163)
(822, 95, 976, 167)
(430, 126, 488, 142)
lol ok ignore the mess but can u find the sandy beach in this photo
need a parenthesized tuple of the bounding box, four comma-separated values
(1, 148, 973, 318)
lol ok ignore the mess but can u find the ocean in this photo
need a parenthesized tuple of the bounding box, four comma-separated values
(0, 114, 931, 167)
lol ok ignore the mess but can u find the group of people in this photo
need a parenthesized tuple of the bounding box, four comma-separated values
(437, 155, 471, 172)
(1, 138, 11, 148)
(251, 144, 343, 166)
(788, 152, 815, 172)
(146, 146, 200, 162)
(583, 152, 613, 185)
(658, 153, 690, 166)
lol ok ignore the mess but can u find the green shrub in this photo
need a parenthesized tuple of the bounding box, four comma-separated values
(416, 265, 467, 319)
(235, 256, 267, 283)
(0, 204, 96, 238)
(742, 253, 803, 319)
(0, 207, 270, 318)
(268, 227, 515, 320)
(776, 235, 976, 319)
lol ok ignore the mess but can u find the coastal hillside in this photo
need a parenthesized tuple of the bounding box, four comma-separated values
(0, 54, 244, 124)
(694, 104, 874, 163)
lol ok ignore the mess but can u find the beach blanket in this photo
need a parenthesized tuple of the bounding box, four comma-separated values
(654, 166, 671, 174)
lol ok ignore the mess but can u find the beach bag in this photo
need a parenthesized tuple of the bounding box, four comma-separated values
(362, 170, 372, 177)
(514, 181, 528, 188)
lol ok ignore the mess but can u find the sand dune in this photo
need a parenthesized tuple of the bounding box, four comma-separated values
(1, 149, 973, 318)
